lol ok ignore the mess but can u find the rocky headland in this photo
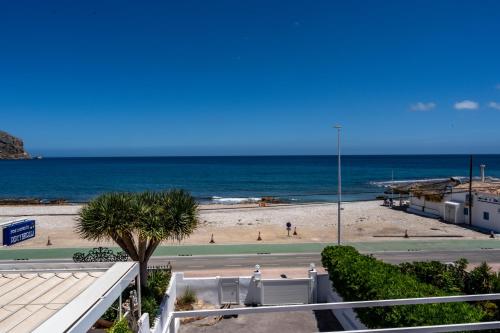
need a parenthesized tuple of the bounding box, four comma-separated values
(0, 130, 31, 159)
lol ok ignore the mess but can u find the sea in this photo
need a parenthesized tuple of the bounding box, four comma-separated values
(1, 155, 499, 204)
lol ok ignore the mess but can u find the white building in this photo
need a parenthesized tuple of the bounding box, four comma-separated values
(406, 179, 500, 233)
(446, 181, 500, 232)
(404, 178, 459, 218)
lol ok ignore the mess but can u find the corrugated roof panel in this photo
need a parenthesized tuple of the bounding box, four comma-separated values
(49, 274, 99, 304)
(0, 276, 35, 298)
(0, 272, 96, 331)
(14, 275, 65, 306)
(0, 307, 31, 332)
(0, 262, 137, 333)
(9, 306, 56, 333)
(0, 276, 45, 305)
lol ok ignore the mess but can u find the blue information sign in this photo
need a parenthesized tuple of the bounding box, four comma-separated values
(2, 220, 36, 246)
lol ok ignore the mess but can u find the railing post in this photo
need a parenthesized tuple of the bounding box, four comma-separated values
(253, 264, 262, 305)
(308, 263, 317, 303)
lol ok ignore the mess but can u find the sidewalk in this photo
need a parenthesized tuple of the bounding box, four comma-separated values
(1, 239, 500, 260)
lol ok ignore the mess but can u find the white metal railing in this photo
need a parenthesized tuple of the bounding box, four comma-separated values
(166, 293, 500, 333)
(339, 321, 500, 333)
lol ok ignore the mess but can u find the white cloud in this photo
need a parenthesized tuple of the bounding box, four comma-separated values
(454, 100, 479, 110)
(410, 102, 436, 112)
(489, 102, 500, 110)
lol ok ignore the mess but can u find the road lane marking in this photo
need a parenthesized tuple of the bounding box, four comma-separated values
(187, 265, 205, 268)
(224, 264, 243, 267)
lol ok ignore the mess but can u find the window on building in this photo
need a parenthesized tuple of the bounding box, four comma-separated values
(464, 208, 469, 215)
(483, 212, 490, 221)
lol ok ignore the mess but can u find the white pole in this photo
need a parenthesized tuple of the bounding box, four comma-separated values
(119, 293, 122, 318)
(137, 275, 142, 317)
(334, 125, 342, 245)
(391, 169, 394, 207)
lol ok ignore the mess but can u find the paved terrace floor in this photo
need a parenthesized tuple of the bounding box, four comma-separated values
(178, 310, 343, 333)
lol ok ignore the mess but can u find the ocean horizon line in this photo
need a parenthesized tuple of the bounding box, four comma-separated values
(6, 153, 500, 159)
(2, 154, 499, 203)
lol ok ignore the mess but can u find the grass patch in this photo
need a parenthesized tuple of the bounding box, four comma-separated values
(176, 287, 197, 311)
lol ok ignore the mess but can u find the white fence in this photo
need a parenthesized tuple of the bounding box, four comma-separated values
(150, 268, 317, 333)
(149, 267, 500, 333)
(173, 270, 315, 307)
(150, 272, 178, 333)
(261, 278, 313, 305)
(137, 313, 149, 333)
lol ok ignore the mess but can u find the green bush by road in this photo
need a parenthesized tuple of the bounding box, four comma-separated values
(400, 259, 500, 320)
(321, 246, 485, 329)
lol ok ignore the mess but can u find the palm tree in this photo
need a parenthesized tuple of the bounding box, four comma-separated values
(76, 190, 198, 286)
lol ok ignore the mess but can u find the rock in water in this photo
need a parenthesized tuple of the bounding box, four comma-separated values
(0, 131, 31, 159)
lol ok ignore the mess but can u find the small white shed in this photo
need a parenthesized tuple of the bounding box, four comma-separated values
(443, 201, 463, 224)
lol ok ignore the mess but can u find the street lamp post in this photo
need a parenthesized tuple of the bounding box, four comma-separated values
(334, 125, 342, 245)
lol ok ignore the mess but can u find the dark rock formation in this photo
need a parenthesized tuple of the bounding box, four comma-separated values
(0, 131, 31, 159)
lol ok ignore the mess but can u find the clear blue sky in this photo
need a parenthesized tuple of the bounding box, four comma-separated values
(1, 0, 500, 156)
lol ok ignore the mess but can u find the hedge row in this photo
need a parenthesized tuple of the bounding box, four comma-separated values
(143, 270, 172, 325)
(400, 260, 500, 320)
(321, 246, 485, 328)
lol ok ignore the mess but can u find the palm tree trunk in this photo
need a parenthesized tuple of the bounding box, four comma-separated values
(139, 261, 148, 288)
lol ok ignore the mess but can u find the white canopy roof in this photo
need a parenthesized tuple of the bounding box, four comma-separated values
(0, 262, 138, 333)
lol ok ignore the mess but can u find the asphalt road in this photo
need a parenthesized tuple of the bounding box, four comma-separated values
(373, 249, 500, 265)
(150, 248, 500, 271)
(2, 249, 499, 271)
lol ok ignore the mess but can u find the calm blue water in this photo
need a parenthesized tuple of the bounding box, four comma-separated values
(0, 155, 499, 203)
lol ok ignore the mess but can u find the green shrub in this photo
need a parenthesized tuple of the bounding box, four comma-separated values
(321, 246, 485, 329)
(101, 300, 119, 322)
(399, 260, 468, 293)
(400, 259, 500, 320)
(107, 317, 132, 333)
(142, 295, 160, 325)
(178, 287, 196, 306)
(101, 270, 171, 327)
(147, 270, 172, 304)
(142, 269, 171, 326)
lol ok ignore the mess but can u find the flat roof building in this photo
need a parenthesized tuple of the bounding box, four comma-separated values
(0, 262, 139, 333)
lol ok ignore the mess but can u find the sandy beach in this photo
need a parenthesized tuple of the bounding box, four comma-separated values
(0, 200, 487, 249)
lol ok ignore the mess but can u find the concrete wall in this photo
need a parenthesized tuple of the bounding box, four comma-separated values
(317, 274, 366, 330)
(137, 313, 150, 333)
(151, 272, 178, 333)
(409, 196, 443, 217)
(155, 270, 361, 333)
(173, 274, 311, 306)
(470, 194, 500, 232)
(243, 276, 261, 305)
(176, 273, 222, 305)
